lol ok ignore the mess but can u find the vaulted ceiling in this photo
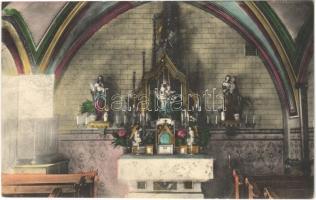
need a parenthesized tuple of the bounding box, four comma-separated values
(2, 1, 314, 116)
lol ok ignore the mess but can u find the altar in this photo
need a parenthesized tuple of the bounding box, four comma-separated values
(118, 155, 214, 198)
(74, 3, 251, 198)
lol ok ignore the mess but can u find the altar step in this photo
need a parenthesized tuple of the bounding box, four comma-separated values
(251, 176, 314, 199)
(127, 192, 204, 198)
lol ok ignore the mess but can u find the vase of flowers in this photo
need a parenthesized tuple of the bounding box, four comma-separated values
(175, 128, 187, 154)
(111, 128, 131, 149)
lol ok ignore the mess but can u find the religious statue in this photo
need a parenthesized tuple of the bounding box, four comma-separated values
(90, 75, 108, 121)
(222, 75, 241, 120)
(130, 124, 142, 148)
(155, 78, 175, 117)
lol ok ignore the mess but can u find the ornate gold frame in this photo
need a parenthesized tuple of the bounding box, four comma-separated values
(156, 123, 175, 145)
(135, 53, 192, 109)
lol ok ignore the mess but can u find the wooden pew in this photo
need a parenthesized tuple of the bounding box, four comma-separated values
(244, 177, 260, 199)
(48, 188, 62, 197)
(232, 169, 260, 199)
(263, 187, 279, 199)
(2, 171, 98, 197)
(232, 169, 241, 199)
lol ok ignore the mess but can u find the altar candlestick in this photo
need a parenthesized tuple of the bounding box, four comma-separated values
(132, 72, 136, 91)
(145, 112, 147, 124)
(186, 111, 189, 126)
(212, 88, 216, 111)
(228, 154, 231, 169)
(222, 97, 225, 111)
(123, 114, 127, 125)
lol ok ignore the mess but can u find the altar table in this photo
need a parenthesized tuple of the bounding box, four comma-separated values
(118, 154, 214, 198)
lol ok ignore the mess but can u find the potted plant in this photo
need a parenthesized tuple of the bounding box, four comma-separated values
(76, 100, 96, 127)
(80, 100, 95, 114)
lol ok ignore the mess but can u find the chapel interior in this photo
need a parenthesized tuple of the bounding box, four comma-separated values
(1, 1, 315, 198)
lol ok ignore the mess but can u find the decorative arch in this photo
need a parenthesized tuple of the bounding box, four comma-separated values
(2, 2, 88, 73)
(2, 22, 31, 74)
(50, 1, 299, 116)
(2, 1, 313, 116)
(1, 42, 19, 75)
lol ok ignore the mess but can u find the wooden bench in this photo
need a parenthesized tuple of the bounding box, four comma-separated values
(2, 171, 97, 197)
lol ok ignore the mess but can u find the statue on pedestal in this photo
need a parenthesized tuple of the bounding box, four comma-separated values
(222, 75, 241, 121)
(90, 75, 108, 121)
(155, 77, 175, 117)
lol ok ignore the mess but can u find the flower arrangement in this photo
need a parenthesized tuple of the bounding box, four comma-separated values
(175, 128, 187, 146)
(80, 100, 95, 114)
(111, 128, 131, 148)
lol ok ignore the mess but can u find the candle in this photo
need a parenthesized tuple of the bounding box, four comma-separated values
(215, 115, 218, 124)
(221, 111, 225, 121)
(104, 112, 108, 122)
(222, 97, 225, 111)
(212, 88, 216, 111)
(123, 114, 126, 125)
(187, 111, 189, 123)
(76, 116, 79, 126)
(207, 115, 210, 124)
(181, 111, 184, 125)
(245, 114, 248, 124)
(191, 144, 193, 154)
(253, 115, 256, 124)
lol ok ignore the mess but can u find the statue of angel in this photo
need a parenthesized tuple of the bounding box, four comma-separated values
(130, 124, 142, 148)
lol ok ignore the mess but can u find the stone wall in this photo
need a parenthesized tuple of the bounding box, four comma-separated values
(58, 132, 127, 197)
(1, 44, 18, 172)
(54, 2, 283, 132)
(2, 44, 58, 169)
